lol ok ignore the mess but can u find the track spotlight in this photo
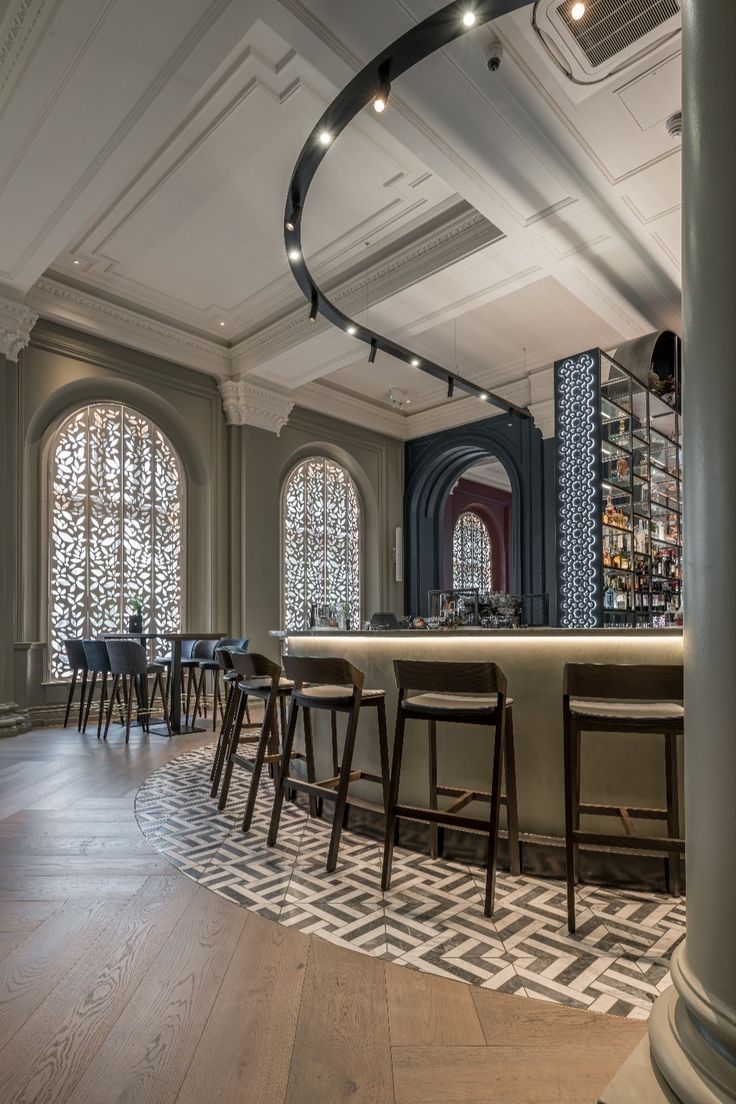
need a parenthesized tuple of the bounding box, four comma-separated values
(507, 409, 513, 427)
(410, 358, 420, 367)
(480, 391, 489, 400)
(374, 64, 391, 113)
(462, 10, 477, 27)
(318, 129, 332, 145)
(288, 248, 301, 262)
(368, 339, 378, 364)
(309, 292, 319, 322)
(447, 377, 455, 399)
(347, 325, 357, 335)
(285, 203, 301, 232)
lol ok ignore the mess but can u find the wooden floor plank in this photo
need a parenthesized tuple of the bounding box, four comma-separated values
(285, 937, 394, 1104)
(0, 874, 149, 900)
(0, 874, 197, 1104)
(0, 930, 32, 962)
(470, 986, 648, 1048)
(175, 912, 309, 1104)
(391, 1041, 646, 1104)
(0, 897, 121, 1050)
(386, 963, 486, 1047)
(63, 887, 248, 1104)
(0, 899, 64, 932)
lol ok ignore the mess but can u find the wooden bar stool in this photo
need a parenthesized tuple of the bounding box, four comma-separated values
(267, 655, 390, 873)
(381, 660, 517, 918)
(563, 662, 685, 933)
(193, 637, 249, 731)
(209, 648, 245, 790)
(214, 653, 297, 831)
(62, 639, 89, 731)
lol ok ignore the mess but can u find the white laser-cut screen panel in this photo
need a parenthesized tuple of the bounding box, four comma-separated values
(48, 403, 183, 679)
(452, 510, 493, 592)
(282, 457, 361, 631)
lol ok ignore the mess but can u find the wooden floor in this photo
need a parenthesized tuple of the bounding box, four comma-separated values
(0, 723, 647, 1104)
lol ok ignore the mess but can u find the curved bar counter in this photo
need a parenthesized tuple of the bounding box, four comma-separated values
(274, 628, 683, 842)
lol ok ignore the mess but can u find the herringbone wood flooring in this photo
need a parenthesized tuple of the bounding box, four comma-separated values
(0, 724, 647, 1103)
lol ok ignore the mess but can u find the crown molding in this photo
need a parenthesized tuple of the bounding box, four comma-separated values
(26, 277, 230, 377)
(0, 293, 38, 361)
(0, 0, 59, 114)
(219, 378, 295, 435)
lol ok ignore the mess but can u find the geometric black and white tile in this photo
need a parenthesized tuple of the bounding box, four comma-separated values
(135, 744, 685, 1021)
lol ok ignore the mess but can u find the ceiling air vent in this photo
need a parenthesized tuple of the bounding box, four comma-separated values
(533, 0, 681, 86)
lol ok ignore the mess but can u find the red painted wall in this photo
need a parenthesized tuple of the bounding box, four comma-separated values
(442, 477, 512, 592)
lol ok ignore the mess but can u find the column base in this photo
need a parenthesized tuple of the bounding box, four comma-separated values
(0, 701, 32, 738)
(598, 1037, 680, 1104)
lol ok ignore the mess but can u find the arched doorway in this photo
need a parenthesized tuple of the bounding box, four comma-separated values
(403, 412, 550, 620)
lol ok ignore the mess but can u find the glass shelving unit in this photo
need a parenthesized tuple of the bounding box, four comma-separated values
(598, 354, 682, 626)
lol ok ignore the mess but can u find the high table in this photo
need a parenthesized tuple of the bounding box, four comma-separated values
(104, 632, 223, 734)
(273, 627, 684, 843)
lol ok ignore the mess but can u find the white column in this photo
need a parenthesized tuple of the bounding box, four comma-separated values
(602, 2, 736, 1101)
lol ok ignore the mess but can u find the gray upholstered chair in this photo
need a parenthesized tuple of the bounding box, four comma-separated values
(104, 640, 170, 743)
(194, 637, 249, 732)
(156, 638, 200, 717)
(62, 639, 89, 731)
(81, 640, 125, 739)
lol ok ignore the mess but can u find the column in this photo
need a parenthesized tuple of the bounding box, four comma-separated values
(602, 2, 736, 1101)
(0, 296, 38, 737)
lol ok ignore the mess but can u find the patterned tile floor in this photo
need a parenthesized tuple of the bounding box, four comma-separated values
(135, 745, 685, 1020)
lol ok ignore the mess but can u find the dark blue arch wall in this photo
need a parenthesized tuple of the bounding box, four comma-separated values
(403, 412, 557, 621)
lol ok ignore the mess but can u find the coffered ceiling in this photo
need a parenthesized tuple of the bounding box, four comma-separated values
(0, 0, 682, 438)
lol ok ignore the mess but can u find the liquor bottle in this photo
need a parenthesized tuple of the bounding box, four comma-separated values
(604, 583, 615, 610)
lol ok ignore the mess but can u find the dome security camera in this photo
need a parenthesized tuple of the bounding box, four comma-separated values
(487, 42, 504, 72)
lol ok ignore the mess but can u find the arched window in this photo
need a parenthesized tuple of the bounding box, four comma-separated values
(48, 403, 183, 679)
(282, 456, 361, 630)
(452, 510, 493, 591)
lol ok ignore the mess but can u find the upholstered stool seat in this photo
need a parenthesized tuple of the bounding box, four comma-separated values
(293, 684, 383, 703)
(568, 698, 683, 723)
(403, 692, 514, 715)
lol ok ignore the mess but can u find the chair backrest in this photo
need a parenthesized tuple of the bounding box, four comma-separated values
(393, 659, 507, 698)
(64, 638, 87, 671)
(192, 639, 218, 660)
(283, 654, 364, 691)
(233, 651, 282, 683)
(106, 639, 147, 676)
(82, 639, 110, 673)
(181, 638, 198, 660)
(563, 663, 683, 702)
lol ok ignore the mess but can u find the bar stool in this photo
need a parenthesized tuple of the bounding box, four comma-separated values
(267, 655, 390, 872)
(193, 637, 249, 731)
(563, 662, 685, 933)
(156, 638, 200, 718)
(104, 640, 171, 743)
(209, 648, 246, 790)
(62, 639, 89, 731)
(381, 660, 517, 918)
(81, 640, 125, 738)
(215, 653, 297, 830)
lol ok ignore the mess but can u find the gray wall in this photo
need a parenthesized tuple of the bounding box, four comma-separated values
(3, 321, 405, 718)
(9, 321, 229, 722)
(237, 407, 405, 658)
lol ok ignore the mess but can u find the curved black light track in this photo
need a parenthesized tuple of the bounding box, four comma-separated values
(284, 0, 532, 419)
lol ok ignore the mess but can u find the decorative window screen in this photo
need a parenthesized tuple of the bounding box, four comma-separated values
(452, 510, 493, 591)
(48, 403, 183, 679)
(282, 457, 361, 630)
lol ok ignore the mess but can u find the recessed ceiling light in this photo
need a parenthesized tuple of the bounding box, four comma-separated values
(219, 321, 225, 327)
(570, 2, 585, 20)
(318, 129, 332, 145)
(410, 358, 420, 367)
(462, 11, 477, 27)
(73, 259, 80, 265)
(347, 325, 357, 335)
(288, 248, 301, 262)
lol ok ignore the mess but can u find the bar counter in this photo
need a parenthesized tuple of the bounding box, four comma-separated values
(273, 628, 683, 841)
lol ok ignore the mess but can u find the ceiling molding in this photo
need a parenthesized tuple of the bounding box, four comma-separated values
(219, 378, 295, 434)
(0, 0, 61, 115)
(26, 277, 230, 377)
(231, 201, 502, 375)
(0, 292, 38, 361)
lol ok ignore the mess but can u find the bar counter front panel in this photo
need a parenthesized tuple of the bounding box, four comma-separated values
(276, 629, 683, 841)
